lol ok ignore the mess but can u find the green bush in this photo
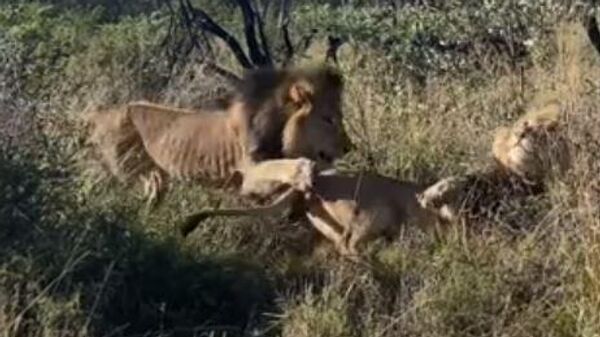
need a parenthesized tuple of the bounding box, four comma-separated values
(295, 1, 584, 80)
(0, 3, 173, 106)
(0, 4, 101, 98)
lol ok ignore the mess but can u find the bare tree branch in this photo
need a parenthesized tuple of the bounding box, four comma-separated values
(299, 29, 318, 53)
(161, 0, 177, 49)
(279, 0, 294, 65)
(183, 0, 254, 69)
(253, 0, 273, 65)
(162, 0, 317, 77)
(179, 0, 204, 52)
(585, 14, 600, 56)
(236, 0, 272, 67)
(203, 62, 243, 86)
(169, 0, 243, 84)
(325, 35, 345, 64)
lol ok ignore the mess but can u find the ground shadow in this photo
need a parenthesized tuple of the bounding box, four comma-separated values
(0, 151, 277, 337)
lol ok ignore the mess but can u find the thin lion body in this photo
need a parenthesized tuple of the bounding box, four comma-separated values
(85, 65, 351, 206)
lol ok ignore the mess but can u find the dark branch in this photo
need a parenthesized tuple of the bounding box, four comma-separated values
(254, 0, 273, 64)
(161, 0, 183, 71)
(179, 0, 204, 52)
(299, 29, 318, 53)
(202, 62, 242, 85)
(182, 0, 254, 68)
(164, 0, 303, 77)
(161, 0, 177, 49)
(281, 22, 294, 66)
(279, 0, 294, 65)
(172, 0, 243, 84)
(585, 14, 600, 56)
(236, 0, 272, 67)
(325, 35, 345, 64)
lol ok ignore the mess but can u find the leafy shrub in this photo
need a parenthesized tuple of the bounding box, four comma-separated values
(295, 1, 586, 80)
(0, 4, 102, 98)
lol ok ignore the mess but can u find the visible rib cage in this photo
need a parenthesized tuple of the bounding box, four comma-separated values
(85, 65, 347, 206)
(88, 102, 247, 188)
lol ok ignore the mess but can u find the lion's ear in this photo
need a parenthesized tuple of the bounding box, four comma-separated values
(287, 80, 314, 107)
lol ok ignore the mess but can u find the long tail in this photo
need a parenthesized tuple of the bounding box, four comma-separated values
(179, 187, 299, 237)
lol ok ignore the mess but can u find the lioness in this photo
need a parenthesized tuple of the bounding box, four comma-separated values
(86, 65, 352, 206)
(180, 172, 443, 258)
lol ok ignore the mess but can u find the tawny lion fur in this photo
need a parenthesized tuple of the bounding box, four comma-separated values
(492, 101, 571, 184)
(421, 101, 572, 223)
(179, 102, 572, 258)
(86, 65, 351, 205)
(180, 172, 443, 258)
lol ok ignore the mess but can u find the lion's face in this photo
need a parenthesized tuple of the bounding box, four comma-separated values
(493, 126, 535, 181)
(280, 70, 352, 168)
(493, 118, 570, 183)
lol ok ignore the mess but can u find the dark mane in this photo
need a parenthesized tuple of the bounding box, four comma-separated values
(233, 65, 344, 161)
(457, 165, 545, 223)
(236, 65, 343, 114)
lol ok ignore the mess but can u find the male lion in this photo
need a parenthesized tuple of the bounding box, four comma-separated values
(416, 168, 545, 225)
(492, 101, 571, 184)
(418, 101, 571, 224)
(179, 102, 573, 257)
(179, 172, 443, 258)
(86, 65, 352, 206)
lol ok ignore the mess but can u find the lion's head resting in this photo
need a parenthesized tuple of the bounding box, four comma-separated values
(237, 65, 352, 167)
(492, 102, 571, 183)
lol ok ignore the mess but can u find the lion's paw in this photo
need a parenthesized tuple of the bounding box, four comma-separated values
(291, 158, 316, 192)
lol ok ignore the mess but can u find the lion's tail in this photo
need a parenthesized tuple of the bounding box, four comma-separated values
(84, 103, 157, 185)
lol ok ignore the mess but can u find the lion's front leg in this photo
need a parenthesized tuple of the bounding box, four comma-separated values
(141, 168, 167, 209)
(238, 158, 316, 199)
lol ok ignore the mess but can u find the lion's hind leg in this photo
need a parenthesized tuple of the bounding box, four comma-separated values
(305, 199, 356, 258)
(306, 212, 348, 256)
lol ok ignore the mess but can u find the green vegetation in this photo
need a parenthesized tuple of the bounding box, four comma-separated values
(1, 1, 599, 336)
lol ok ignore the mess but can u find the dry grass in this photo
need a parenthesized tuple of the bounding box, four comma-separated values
(269, 21, 600, 337)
